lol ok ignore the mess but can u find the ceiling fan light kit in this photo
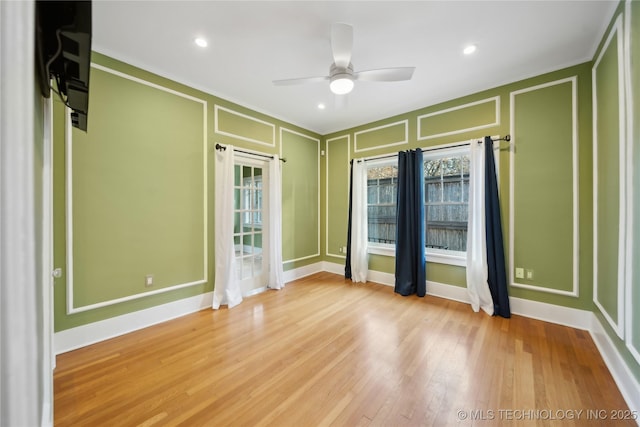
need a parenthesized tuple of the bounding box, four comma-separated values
(330, 77, 354, 95)
(329, 63, 354, 95)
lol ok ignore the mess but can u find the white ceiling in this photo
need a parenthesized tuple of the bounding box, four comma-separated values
(92, 0, 618, 135)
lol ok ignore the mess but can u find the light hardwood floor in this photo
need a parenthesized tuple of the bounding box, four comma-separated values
(54, 272, 635, 426)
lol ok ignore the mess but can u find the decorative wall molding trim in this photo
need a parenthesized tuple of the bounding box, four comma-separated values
(623, 0, 640, 367)
(214, 104, 276, 147)
(325, 134, 350, 259)
(66, 65, 209, 314)
(509, 76, 579, 297)
(592, 14, 627, 339)
(417, 96, 500, 141)
(281, 128, 321, 264)
(283, 253, 322, 264)
(354, 120, 408, 153)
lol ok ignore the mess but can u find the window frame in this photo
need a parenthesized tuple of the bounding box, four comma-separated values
(241, 172, 263, 230)
(364, 143, 473, 267)
(422, 145, 471, 266)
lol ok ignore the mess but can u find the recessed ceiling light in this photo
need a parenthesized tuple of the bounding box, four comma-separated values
(194, 37, 208, 48)
(317, 103, 326, 110)
(463, 45, 477, 55)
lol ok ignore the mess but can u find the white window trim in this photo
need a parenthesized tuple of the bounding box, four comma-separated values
(367, 245, 466, 267)
(364, 137, 503, 268)
(365, 141, 474, 267)
(368, 243, 395, 257)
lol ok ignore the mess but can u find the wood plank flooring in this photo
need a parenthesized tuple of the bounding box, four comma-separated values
(54, 272, 635, 426)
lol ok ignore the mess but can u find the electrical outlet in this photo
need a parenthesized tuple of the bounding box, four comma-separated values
(145, 274, 153, 287)
(342, 246, 347, 253)
(339, 246, 343, 253)
(526, 269, 534, 280)
(515, 267, 524, 279)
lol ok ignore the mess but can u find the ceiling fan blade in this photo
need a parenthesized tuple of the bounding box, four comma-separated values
(354, 67, 415, 82)
(331, 23, 353, 68)
(272, 76, 329, 86)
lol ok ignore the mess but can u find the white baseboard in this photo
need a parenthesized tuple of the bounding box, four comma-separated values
(368, 269, 394, 286)
(41, 402, 52, 427)
(321, 260, 345, 276)
(590, 315, 640, 414)
(510, 296, 592, 330)
(283, 261, 325, 283)
(54, 291, 214, 355)
(426, 280, 471, 304)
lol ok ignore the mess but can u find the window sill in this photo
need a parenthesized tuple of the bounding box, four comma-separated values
(426, 252, 466, 267)
(367, 245, 466, 267)
(368, 244, 395, 257)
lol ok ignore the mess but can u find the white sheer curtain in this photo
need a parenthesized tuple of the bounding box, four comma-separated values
(213, 145, 243, 309)
(350, 159, 369, 282)
(267, 155, 284, 289)
(466, 140, 494, 315)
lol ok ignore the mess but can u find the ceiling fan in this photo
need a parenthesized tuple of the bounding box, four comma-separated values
(273, 23, 415, 95)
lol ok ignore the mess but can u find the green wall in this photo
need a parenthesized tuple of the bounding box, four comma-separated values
(594, 19, 623, 326)
(70, 66, 207, 307)
(281, 129, 321, 267)
(325, 135, 350, 258)
(590, 0, 640, 389)
(512, 80, 576, 295)
(53, 53, 322, 331)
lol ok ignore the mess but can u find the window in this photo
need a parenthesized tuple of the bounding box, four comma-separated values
(239, 166, 262, 228)
(234, 163, 265, 284)
(423, 149, 469, 261)
(367, 162, 398, 245)
(365, 146, 470, 265)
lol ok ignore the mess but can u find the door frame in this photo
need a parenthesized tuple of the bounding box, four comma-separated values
(234, 155, 270, 296)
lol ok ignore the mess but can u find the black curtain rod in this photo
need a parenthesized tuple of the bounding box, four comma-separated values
(356, 135, 511, 162)
(491, 135, 511, 143)
(215, 143, 286, 162)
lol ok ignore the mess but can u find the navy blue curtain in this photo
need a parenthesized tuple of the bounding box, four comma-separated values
(345, 159, 354, 279)
(394, 150, 426, 296)
(484, 137, 510, 317)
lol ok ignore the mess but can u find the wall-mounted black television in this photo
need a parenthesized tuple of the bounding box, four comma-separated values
(35, 1, 92, 131)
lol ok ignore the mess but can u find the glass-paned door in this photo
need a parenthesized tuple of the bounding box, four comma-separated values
(234, 160, 267, 295)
